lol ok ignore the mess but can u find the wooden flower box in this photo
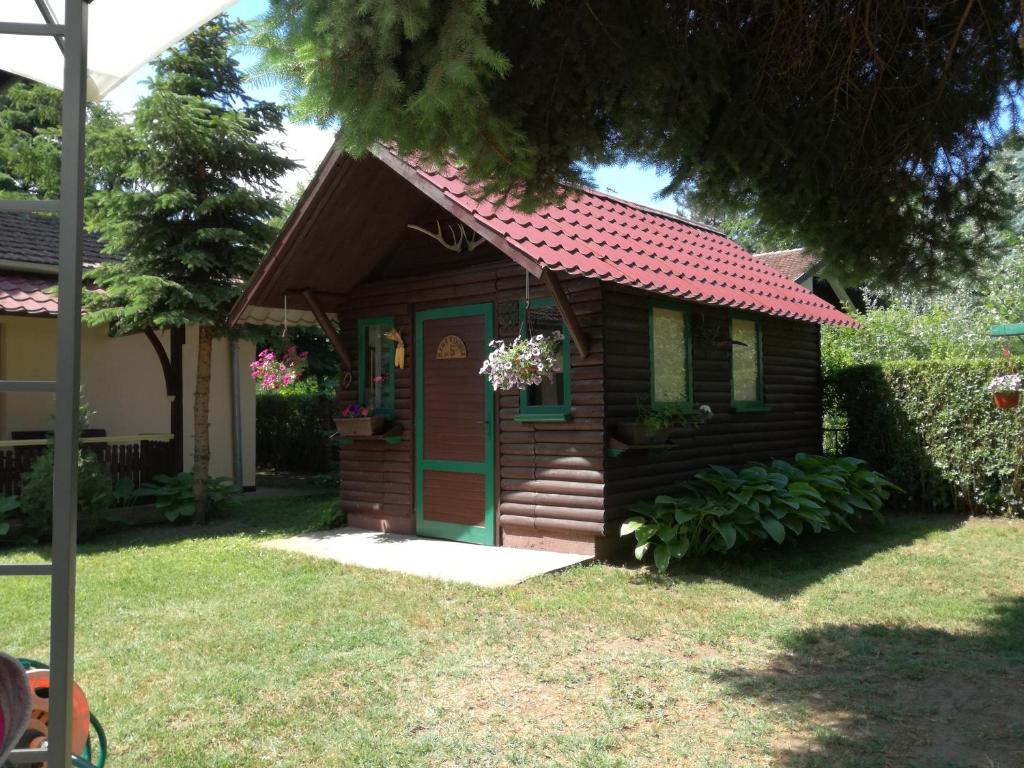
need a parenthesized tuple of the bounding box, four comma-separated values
(335, 416, 387, 437)
(613, 422, 670, 446)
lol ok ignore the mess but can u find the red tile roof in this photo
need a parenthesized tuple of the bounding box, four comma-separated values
(754, 248, 819, 282)
(382, 151, 856, 327)
(0, 271, 57, 316)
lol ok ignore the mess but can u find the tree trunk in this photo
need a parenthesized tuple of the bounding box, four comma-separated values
(192, 325, 213, 524)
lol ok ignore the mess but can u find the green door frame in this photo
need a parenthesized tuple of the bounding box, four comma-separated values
(415, 303, 496, 545)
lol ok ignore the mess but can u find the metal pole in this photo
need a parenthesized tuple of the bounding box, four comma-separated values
(230, 340, 244, 486)
(49, 0, 88, 765)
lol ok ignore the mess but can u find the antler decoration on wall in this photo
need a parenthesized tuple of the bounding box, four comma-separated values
(407, 221, 486, 253)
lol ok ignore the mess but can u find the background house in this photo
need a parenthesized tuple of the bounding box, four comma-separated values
(231, 148, 855, 556)
(755, 247, 866, 312)
(0, 211, 256, 492)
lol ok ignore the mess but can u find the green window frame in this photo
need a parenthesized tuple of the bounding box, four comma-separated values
(649, 302, 694, 409)
(730, 314, 766, 411)
(516, 298, 571, 421)
(357, 316, 396, 417)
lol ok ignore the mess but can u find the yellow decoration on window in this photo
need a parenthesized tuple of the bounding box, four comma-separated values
(384, 328, 405, 369)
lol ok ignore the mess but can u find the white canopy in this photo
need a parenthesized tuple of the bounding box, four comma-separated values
(0, 0, 237, 100)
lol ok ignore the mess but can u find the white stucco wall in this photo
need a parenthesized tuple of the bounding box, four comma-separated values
(0, 316, 255, 487)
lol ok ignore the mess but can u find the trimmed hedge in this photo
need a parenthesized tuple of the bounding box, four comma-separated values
(825, 360, 1024, 516)
(256, 393, 337, 473)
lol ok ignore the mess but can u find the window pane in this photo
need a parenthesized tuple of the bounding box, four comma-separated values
(522, 302, 567, 411)
(365, 324, 387, 409)
(732, 319, 759, 402)
(652, 307, 687, 403)
(527, 371, 564, 407)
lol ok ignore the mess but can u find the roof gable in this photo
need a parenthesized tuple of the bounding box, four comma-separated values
(232, 148, 857, 328)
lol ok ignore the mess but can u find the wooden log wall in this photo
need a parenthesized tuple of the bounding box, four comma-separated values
(334, 249, 607, 554)
(602, 285, 824, 529)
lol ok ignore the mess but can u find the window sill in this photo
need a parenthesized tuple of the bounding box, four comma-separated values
(514, 412, 571, 423)
(731, 403, 770, 413)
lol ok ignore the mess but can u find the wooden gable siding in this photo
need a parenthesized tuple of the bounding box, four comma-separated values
(602, 285, 823, 526)
(334, 255, 606, 553)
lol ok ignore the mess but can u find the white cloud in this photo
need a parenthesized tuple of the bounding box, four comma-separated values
(272, 121, 336, 196)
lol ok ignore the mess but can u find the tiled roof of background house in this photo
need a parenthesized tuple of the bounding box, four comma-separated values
(0, 271, 58, 316)
(387, 152, 856, 327)
(752, 248, 819, 282)
(0, 211, 112, 269)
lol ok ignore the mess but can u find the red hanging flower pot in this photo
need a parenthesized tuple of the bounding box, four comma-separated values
(993, 391, 1020, 409)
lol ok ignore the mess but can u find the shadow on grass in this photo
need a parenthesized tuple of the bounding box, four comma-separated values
(3, 493, 340, 559)
(715, 596, 1024, 767)
(632, 514, 963, 599)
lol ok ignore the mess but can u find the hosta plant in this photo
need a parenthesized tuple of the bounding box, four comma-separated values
(480, 331, 563, 391)
(138, 472, 241, 522)
(621, 454, 899, 571)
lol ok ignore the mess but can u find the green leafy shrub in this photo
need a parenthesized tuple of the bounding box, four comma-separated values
(637, 401, 713, 434)
(621, 455, 897, 571)
(18, 449, 114, 541)
(256, 392, 337, 473)
(138, 472, 241, 522)
(826, 360, 1024, 515)
(0, 495, 18, 536)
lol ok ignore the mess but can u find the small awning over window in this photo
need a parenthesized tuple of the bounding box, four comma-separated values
(0, 0, 236, 100)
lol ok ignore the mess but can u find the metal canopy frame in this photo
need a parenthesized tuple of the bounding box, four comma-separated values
(991, 323, 1024, 338)
(0, 2, 88, 765)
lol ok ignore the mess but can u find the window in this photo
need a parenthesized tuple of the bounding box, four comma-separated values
(358, 316, 396, 416)
(517, 299, 571, 420)
(649, 304, 692, 407)
(730, 316, 764, 409)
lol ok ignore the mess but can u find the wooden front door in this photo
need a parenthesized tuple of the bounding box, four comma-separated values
(415, 304, 495, 544)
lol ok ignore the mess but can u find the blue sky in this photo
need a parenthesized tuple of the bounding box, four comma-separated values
(105, 0, 676, 211)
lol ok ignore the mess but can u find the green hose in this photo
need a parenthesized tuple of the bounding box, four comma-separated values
(15, 658, 107, 768)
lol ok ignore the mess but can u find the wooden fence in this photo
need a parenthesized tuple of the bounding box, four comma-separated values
(0, 437, 176, 497)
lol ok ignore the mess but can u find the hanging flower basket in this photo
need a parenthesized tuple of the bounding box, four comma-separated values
(250, 346, 309, 392)
(479, 331, 564, 391)
(993, 391, 1020, 409)
(336, 404, 386, 436)
(986, 373, 1022, 409)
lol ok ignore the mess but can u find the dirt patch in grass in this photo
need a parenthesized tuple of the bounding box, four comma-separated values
(721, 612, 1024, 767)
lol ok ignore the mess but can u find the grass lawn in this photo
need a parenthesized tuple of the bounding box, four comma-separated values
(2, 497, 1023, 768)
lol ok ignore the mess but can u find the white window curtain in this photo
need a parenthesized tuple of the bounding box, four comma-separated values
(0, 0, 237, 99)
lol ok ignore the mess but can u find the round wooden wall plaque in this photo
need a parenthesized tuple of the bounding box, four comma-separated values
(436, 334, 467, 359)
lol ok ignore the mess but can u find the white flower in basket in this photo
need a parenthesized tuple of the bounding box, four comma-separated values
(986, 373, 1023, 394)
(480, 331, 564, 391)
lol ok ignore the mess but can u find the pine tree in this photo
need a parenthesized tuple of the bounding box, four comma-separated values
(85, 17, 295, 522)
(0, 80, 131, 200)
(253, 0, 1023, 284)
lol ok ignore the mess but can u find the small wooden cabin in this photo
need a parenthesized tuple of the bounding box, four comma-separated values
(231, 147, 855, 557)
